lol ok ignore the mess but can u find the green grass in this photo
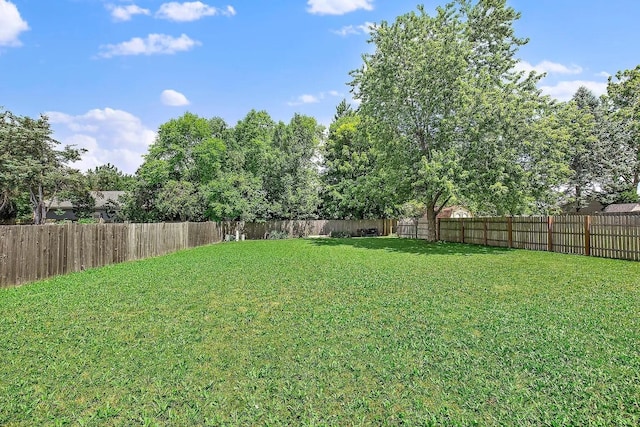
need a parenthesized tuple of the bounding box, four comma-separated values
(1, 238, 639, 426)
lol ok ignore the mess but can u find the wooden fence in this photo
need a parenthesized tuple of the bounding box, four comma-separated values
(0, 222, 224, 288)
(399, 215, 640, 261)
(234, 219, 395, 240)
(0, 219, 396, 288)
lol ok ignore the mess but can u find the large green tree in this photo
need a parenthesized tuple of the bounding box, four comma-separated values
(0, 109, 85, 224)
(271, 114, 323, 219)
(321, 102, 392, 219)
(122, 110, 323, 222)
(123, 112, 227, 222)
(557, 88, 601, 212)
(350, 0, 563, 239)
(601, 65, 640, 202)
(84, 163, 134, 191)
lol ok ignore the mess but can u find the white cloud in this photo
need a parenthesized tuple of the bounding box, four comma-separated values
(47, 108, 156, 174)
(161, 89, 190, 106)
(540, 80, 608, 102)
(515, 60, 583, 76)
(287, 94, 320, 106)
(307, 0, 373, 15)
(288, 90, 343, 106)
(0, 0, 29, 47)
(331, 21, 375, 36)
(597, 71, 612, 78)
(107, 4, 151, 22)
(98, 33, 200, 58)
(156, 1, 236, 22)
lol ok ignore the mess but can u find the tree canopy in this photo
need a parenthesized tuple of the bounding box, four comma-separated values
(350, 0, 566, 239)
(122, 111, 324, 223)
(2, 2, 639, 225)
(0, 109, 85, 224)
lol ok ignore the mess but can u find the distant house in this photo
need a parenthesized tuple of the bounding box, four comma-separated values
(436, 206, 472, 219)
(603, 203, 640, 214)
(47, 191, 125, 222)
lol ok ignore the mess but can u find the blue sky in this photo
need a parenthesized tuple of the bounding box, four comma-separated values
(2, 0, 640, 174)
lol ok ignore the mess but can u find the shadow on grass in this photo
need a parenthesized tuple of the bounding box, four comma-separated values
(307, 237, 512, 257)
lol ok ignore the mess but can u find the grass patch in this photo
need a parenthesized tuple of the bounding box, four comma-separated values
(1, 238, 639, 425)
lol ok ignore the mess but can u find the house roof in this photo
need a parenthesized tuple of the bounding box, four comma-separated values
(603, 203, 640, 213)
(48, 191, 125, 210)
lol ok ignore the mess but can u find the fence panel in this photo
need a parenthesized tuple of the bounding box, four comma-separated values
(397, 219, 417, 239)
(511, 217, 548, 251)
(591, 215, 640, 261)
(438, 219, 462, 242)
(552, 216, 586, 255)
(462, 219, 484, 245)
(486, 217, 509, 247)
(436, 214, 640, 262)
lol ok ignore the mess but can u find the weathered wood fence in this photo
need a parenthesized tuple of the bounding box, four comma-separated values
(235, 219, 395, 240)
(398, 215, 640, 261)
(0, 222, 223, 288)
(0, 219, 396, 288)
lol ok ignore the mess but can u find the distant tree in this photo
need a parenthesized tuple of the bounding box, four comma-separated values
(321, 107, 392, 219)
(600, 65, 640, 203)
(59, 170, 96, 220)
(123, 110, 323, 222)
(271, 114, 323, 219)
(156, 180, 205, 222)
(123, 112, 227, 222)
(558, 88, 602, 212)
(232, 110, 276, 178)
(85, 163, 134, 191)
(333, 98, 353, 122)
(0, 109, 85, 224)
(203, 171, 268, 222)
(147, 112, 223, 181)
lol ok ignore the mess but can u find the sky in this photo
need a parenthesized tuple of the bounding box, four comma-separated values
(1, 0, 640, 174)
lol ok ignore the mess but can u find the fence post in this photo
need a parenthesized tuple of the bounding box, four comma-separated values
(436, 218, 441, 241)
(507, 217, 513, 248)
(547, 216, 554, 252)
(461, 219, 465, 244)
(584, 215, 591, 256)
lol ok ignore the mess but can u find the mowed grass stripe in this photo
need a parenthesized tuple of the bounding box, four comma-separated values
(1, 238, 639, 426)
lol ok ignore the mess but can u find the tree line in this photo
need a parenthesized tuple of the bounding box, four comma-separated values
(2, 0, 639, 237)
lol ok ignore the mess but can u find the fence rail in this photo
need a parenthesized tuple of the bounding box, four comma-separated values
(400, 215, 640, 261)
(0, 219, 396, 288)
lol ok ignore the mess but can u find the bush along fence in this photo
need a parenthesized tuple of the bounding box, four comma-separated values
(0, 219, 396, 288)
(398, 215, 640, 261)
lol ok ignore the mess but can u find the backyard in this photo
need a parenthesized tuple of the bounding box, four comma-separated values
(0, 238, 639, 425)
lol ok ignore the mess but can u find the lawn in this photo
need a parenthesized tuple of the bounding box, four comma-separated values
(1, 238, 639, 426)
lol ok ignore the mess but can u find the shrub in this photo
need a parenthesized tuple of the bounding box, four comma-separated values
(267, 230, 290, 240)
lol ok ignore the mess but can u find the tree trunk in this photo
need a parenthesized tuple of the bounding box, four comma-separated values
(30, 185, 47, 225)
(425, 203, 437, 242)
